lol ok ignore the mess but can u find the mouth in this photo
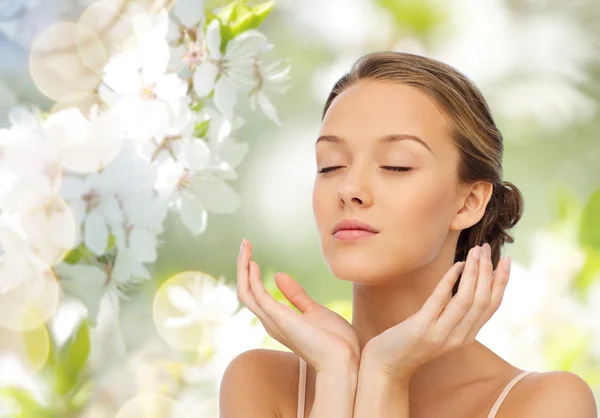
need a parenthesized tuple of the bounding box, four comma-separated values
(333, 229, 378, 241)
(332, 218, 379, 241)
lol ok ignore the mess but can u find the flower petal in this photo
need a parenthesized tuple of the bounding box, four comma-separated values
(205, 19, 222, 58)
(193, 62, 219, 97)
(129, 227, 157, 263)
(213, 76, 237, 120)
(141, 40, 170, 85)
(84, 211, 109, 255)
(182, 139, 211, 170)
(225, 30, 269, 61)
(257, 91, 281, 126)
(154, 73, 188, 102)
(180, 197, 207, 236)
(173, 0, 205, 28)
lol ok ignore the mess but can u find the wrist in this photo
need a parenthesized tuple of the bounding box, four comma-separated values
(316, 347, 360, 375)
(317, 358, 360, 377)
(360, 345, 414, 386)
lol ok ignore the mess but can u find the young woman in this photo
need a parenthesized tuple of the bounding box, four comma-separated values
(220, 52, 597, 418)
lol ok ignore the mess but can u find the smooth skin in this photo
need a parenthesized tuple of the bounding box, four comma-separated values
(236, 238, 361, 372)
(221, 80, 598, 418)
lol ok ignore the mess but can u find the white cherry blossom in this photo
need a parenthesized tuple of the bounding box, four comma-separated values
(44, 105, 124, 174)
(193, 19, 271, 119)
(248, 58, 292, 126)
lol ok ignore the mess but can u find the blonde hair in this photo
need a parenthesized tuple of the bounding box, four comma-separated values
(321, 51, 524, 295)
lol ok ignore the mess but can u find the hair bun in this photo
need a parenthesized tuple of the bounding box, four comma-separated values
(496, 181, 524, 232)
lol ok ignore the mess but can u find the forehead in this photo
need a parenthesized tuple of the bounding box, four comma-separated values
(319, 80, 453, 154)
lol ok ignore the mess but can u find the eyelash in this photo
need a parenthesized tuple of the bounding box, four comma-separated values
(317, 166, 412, 174)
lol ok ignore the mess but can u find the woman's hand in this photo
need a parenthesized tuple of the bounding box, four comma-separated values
(361, 242, 512, 383)
(237, 238, 361, 372)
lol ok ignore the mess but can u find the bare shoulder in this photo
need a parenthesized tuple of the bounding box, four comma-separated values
(219, 348, 300, 418)
(496, 370, 598, 418)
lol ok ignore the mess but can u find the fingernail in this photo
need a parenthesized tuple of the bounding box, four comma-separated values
(483, 242, 491, 259)
(472, 246, 481, 260)
(239, 238, 245, 256)
(502, 256, 511, 273)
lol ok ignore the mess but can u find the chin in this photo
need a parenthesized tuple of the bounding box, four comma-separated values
(324, 251, 391, 284)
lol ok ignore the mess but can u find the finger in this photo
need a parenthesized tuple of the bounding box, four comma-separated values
(433, 246, 481, 336)
(236, 238, 251, 302)
(237, 240, 269, 321)
(450, 242, 493, 344)
(248, 260, 296, 330)
(471, 255, 512, 330)
(418, 260, 467, 324)
(274, 272, 318, 314)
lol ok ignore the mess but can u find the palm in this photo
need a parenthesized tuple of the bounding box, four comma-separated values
(301, 304, 360, 361)
(238, 239, 361, 371)
(365, 313, 430, 373)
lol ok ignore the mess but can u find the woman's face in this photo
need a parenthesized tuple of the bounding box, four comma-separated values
(312, 80, 463, 284)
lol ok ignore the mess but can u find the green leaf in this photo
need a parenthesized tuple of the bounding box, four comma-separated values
(63, 243, 97, 265)
(106, 233, 117, 252)
(190, 99, 205, 111)
(232, 0, 274, 34)
(38, 323, 59, 389)
(68, 379, 94, 413)
(216, 0, 238, 23)
(56, 319, 90, 396)
(193, 119, 210, 138)
(62, 247, 82, 264)
(213, 0, 275, 51)
(579, 189, 600, 250)
(0, 386, 53, 417)
(205, 0, 234, 8)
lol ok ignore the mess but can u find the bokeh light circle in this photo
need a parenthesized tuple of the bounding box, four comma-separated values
(29, 22, 105, 101)
(0, 262, 61, 332)
(0, 317, 51, 373)
(153, 271, 226, 352)
(20, 197, 77, 266)
(79, 0, 148, 59)
(50, 91, 103, 117)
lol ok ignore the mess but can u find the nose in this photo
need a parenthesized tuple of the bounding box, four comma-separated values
(336, 166, 373, 207)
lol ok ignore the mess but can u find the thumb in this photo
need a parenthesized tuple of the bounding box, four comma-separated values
(274, 272, 317, 314)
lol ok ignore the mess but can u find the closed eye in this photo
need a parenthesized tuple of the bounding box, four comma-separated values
(317, 166, 343, 174)
(382, 166, 412, 172)
(317, 166, 412, 174)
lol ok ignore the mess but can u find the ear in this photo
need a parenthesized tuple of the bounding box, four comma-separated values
(450, 181, 494, 231)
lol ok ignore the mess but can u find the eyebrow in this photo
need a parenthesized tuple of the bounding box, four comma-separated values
(315, 134, 435, 156)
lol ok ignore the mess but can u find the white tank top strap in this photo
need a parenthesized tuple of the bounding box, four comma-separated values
(487, 370, 536, 418)
(297, 356, 307, 418)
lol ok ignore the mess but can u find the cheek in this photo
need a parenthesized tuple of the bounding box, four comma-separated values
(387, 174, 452, 230)
(312, 182, 331, 234)
(378, 174, 456, 261)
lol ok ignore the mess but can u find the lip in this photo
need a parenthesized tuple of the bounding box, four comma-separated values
(333, 229, 378, 241)
(332, 218, 379, 241)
